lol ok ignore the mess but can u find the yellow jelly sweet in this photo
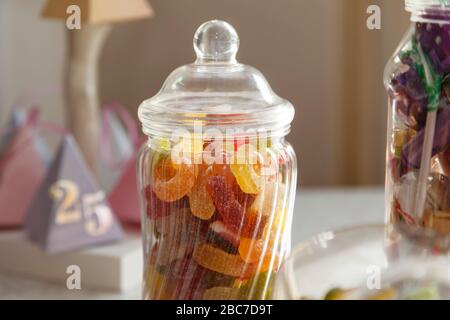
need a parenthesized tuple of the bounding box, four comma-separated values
(230, 144, 264, 194)
(230, 144, 279, 194)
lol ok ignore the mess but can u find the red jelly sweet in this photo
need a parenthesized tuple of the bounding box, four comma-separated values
(207, 176, 266, 238)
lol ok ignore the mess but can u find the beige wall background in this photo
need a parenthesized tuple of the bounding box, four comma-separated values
(0, 0, 409, 187)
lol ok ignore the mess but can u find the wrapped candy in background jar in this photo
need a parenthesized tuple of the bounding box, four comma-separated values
(137, 21, 297, 300)
(384, 1, 450, 234)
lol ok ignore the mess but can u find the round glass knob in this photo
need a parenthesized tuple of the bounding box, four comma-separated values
(194, 20, 240, 63)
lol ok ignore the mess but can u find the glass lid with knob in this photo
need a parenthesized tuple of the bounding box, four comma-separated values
(138, 20, 295, 138)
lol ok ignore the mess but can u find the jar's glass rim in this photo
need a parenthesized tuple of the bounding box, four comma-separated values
(406, 0, 450, 11)
(138, 92, 295, 138)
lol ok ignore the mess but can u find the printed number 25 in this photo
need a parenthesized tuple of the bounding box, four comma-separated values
(49, 180, 112, 236)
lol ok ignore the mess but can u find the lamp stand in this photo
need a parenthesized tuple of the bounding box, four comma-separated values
(65, 24, 112, 175)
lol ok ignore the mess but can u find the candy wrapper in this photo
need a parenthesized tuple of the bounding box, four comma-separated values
(25, 135, 123, 254)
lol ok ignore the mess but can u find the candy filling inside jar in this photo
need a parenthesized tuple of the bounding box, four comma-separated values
(139, 136, 296, 300)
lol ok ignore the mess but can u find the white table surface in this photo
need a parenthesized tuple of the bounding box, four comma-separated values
(0, 188, 385, 300)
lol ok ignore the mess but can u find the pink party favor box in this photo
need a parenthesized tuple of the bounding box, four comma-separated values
(108, 157, 141, 225)
(0, 127, 46, 227)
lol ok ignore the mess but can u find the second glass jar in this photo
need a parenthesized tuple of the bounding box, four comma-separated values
(384, 0, 450, 236)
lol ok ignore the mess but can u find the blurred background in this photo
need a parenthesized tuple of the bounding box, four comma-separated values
(0, 0, 410, 187)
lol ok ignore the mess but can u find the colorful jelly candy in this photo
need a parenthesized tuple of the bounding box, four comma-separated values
(145, 186, 188, 220)
(242, 211, 267, 239)
(230, 144, 262, 194)
(238, 228, 280, 274)
(154, 208, 206, 241)
(206, 176, 245, 233)
(188, 167, 216, 220)
(238, 237, 265, 264)
(151, 208, 206, 267)
(250, 182, 288, 234)
(261, 248, 281, 274)
(143, 138, 288, 300)
(163, 258, 207, 300)
(211, 163, 257, 207)
(233, 181, 256, 209)
(193, 243, 255, 278)
(250, 182, 284, 215)
(152, 156, 197, 202)
(163, 257, 236, 300)
(199, 265, 235, 289)
(207, 176, 267, 238)
(205, 221, 240, 254)
(145, 246, 176, 299)
(151, 237, 193, 267)
(230, 144, 276, 194)
(230, 145, 264, 194)
(211, 163, 236, 185)
(230, 162, 262, 194)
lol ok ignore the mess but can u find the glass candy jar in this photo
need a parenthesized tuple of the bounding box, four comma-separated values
(385, 1, 450, 235)
(137, 20, 297, 300)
